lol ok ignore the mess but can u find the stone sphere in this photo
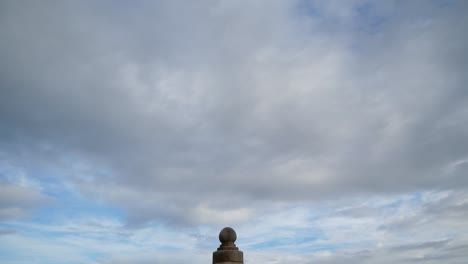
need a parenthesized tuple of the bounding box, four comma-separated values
(219, 227, 237, 244)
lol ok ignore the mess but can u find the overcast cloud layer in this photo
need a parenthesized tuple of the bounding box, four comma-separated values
(1, 1, 467, 263)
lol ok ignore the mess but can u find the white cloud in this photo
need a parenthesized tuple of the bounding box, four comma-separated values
(1, 191, 466, 263)
(0, 0, 467, 263)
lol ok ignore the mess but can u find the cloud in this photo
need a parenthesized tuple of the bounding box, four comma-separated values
(0, 183, 48, 220)
(0, 229, 16, 236)
(0, 1, 467, 262)
(1, 190, 466, 264)
(1, 0, 466, 227)
(389, 239, 451, 252)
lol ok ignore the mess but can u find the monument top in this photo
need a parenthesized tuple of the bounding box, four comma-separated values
(213, 227, 243, 263)
(219, 227, 237, 245)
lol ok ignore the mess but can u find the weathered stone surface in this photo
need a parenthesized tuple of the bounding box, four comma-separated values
(213, 227, 243, 264)
(217, 227, 238, 250)
(213, 250, 243, 263)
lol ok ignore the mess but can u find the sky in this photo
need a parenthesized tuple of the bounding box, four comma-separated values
(0, 0, 467, 263)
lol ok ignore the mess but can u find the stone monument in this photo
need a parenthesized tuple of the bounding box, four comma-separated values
(212, 227, 243, 264)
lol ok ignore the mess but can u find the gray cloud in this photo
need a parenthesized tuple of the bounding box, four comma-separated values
(389, 239, 451, 252)
(0, 0, 467, 229)
(0, 229, 16, 235)
(0, 183, 47, 220)
(377, 191, 468, 234)
(307, 240, 468, 264)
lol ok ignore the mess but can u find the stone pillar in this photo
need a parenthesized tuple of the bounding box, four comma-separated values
(213, 227, 243, 264)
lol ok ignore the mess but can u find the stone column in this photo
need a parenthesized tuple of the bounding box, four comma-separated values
(212, 227, 243, 264)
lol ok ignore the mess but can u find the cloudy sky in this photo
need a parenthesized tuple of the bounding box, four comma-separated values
(1, 0, 468, 263)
